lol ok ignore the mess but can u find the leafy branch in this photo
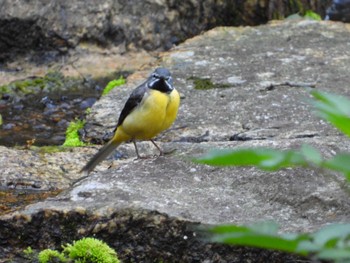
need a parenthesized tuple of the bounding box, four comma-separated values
(194, 91, 350, 262)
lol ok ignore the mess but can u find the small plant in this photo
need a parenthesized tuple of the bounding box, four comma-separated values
(62, 119, 87, 147)
(85, 107, 92, 115)
(38, 249, 67, 263)
(23, 246, 35, 260)
(37, 237, 120, 263)
(194, 91, 350, 262)
(303, 10, 321, 21)
(102, 76, 126, 96)
(286, 10, 321, 21)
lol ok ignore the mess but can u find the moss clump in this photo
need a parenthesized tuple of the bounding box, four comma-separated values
(31, 145, 70, 153)
(23, 246, 34, 256)
(0, 85, 10, 94)
(38, 249, 67, 263)
(0, 71, 68, 95)
(303, 10, 321, 20)
(192, 77, 214, 90)
(85, 107, 92, 115)
(102, 76, 126, 96)
(37, 238, 120, 263)
(63, 119, 87, 147)
(23, 246, 35, 260)
(0, 71, 90, 98)
(286, 10, 322, 21)
(63, 237, 120, 263)
(189, 76, 230, 90)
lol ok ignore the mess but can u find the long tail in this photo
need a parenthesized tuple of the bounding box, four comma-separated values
(80, 140, 122, 176)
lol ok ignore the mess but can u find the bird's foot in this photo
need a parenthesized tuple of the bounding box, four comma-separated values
(162, 148, 177, 155)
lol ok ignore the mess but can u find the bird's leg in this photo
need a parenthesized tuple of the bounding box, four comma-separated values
(150, 139, 164, 156)
(132, 140, 142, 159)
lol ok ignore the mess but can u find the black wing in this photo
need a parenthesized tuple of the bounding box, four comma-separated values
(115, 82, 148, 130)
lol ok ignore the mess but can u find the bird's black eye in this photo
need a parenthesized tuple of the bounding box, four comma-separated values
(152, 73, 159, 78)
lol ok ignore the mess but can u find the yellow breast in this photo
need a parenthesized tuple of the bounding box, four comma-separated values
(117, 88, 180, 140)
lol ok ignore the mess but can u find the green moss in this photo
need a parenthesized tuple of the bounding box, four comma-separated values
(36, 238, 120, 263)
(0, 85, 10, 94)
(304, 10, 321, 20)
(192, 77, 214, 90)
(32, 145, 70, 153)
(102, 76, 126, 96)
(0, 74, 42, 95)
(63, 119, 87, 147)
(0, 71, 80, 95)
(23, 246, 34, 259)
(85, 107, 92, 115)
(63, 237, 120, 263)
(189, 76, 230, 90)
(0, 113, 2, 126)
(286, 10, 322, 20)
(38, 249, 67, 263)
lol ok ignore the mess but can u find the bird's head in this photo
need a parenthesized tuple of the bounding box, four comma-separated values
(147, 68, 174, 93)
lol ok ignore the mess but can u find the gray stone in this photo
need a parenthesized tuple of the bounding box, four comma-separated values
(0, 0, 332, 58)
(20, 137, 350, 233)
(0, 0, 241, 55)
(85, 20, 350, 143)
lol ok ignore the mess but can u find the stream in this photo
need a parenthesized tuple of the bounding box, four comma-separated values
(0, 71, 129, 215)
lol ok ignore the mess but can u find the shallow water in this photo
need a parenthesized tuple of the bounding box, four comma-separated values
(0, 73, 126, 215)
(0, 90, 98, 146)
(0, 72, 128, 147)
(0, 188, 62, 215)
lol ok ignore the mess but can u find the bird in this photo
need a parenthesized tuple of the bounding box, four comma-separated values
(80, 67, 180, 177)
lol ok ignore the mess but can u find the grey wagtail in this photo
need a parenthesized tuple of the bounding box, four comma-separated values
(80, 68, 180, 176)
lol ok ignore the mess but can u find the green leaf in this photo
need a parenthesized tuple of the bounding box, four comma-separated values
(296, 240, 321, 254)
(311, 91, 350, 137)
(194, 148, 307, 170)
(300, 144, 322, 165)
(317, 249, 350, 260)
(208, 223, 308, 254)
(207, 222, 350, 261)
(311, 223, 350, 247)
(211, 221, 278, 235)
(323, 153, 350, 180)
(249, 221, 279, 235)
(194, 148, 270, 166)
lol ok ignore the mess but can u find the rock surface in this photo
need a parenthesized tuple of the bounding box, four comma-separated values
(0, 0, 331, 59)
(1, 20, 350, 261)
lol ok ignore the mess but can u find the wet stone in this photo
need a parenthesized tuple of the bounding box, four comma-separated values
(2, 123, 15, 130)
(80, 98, 97, 109)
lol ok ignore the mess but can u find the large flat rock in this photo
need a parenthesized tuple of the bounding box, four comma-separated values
(21, 137, 350, 233)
